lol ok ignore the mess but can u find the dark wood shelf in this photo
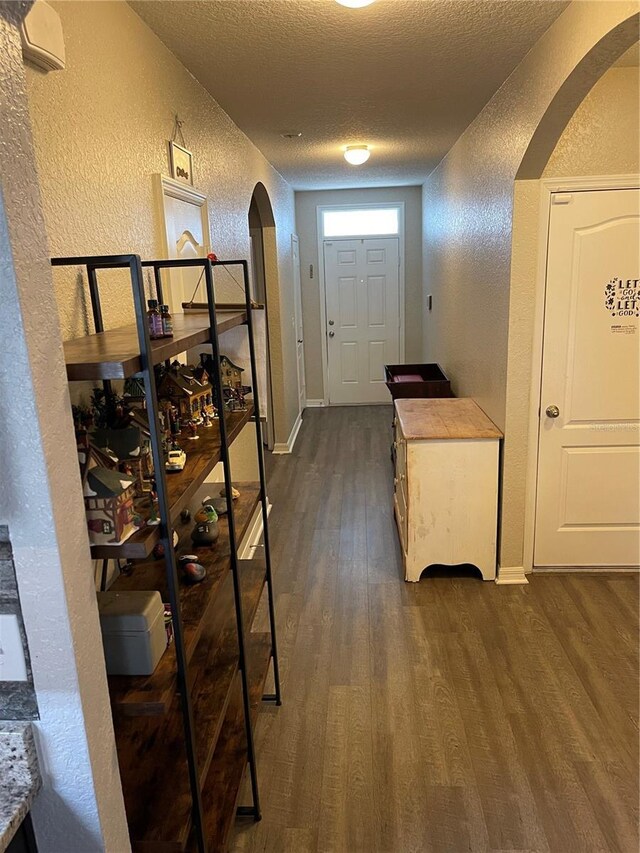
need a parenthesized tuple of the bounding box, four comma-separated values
(166, 407, 254, 524)
(115, 558, 269, 852)
(109, 484, 262, 716)
(64, 310, 247, 381)
(198, 632, 272, 851)
(90, 407, 254, 560)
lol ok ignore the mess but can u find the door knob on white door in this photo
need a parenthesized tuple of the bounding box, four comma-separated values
(328, 331, 335, 338)
(545, 405, 560, 418)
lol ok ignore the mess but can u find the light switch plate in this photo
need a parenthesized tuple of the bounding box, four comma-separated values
(0, 614, 27, 681)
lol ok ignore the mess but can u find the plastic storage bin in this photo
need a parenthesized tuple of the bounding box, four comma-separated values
(97, 590, 166, 676)
(384, 363, 453, 400)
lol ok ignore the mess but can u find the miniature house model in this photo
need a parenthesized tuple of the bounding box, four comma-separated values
(92, 426, 152, 494)
(79, 444, 137, 545)
(220, 355, 244, 389)
(157, 362, 214, 422)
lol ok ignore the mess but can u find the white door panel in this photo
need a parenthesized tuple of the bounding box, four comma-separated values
(292, 235, 306, 416)
(535, 188, 640, 567)
(324, 237, 400, 405)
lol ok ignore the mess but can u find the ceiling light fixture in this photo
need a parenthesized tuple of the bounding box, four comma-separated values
(335, 0, 376, 7)
(344, 145, 371, 166)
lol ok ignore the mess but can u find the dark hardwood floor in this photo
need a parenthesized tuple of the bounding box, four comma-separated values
(231, 406, 639, 853)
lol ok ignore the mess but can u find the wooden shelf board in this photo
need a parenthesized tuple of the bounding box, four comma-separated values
(199, 632, 273, 851)
(109, 484, 261, 716)
(193, 558, 267, 787)
(166, 407, 254, 523)
(90, 408, 253, 561)
(64, 310, 247, 381)
(116, 561, 270, 852)
(90, 523, 160, 561)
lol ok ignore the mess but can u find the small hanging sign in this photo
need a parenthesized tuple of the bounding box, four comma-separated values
(168, 115, 193, 185)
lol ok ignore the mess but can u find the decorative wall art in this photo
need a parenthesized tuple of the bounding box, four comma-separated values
(168, 141, 193, 185)
(168, 115, 193, 185)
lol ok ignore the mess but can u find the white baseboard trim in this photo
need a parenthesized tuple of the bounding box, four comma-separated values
(495, 565, 529, 585)
(238, 498, 272, 559)
(305, 399, 325, 408)
(272, 411, 303, 455)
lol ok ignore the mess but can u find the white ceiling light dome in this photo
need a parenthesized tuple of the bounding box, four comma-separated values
(344, 145, 371, 166)
(336, 0, 376, 7)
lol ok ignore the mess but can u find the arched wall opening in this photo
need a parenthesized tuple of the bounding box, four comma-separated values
(421, 2, 639, 582)
(248, 182, 280, 451)
(501, 15, 639, 574)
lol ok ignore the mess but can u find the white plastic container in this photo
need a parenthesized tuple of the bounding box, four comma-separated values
(97, 590, 166, 676)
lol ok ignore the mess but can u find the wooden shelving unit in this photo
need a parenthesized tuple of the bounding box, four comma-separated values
(89, 407, 254, 560)
(63, 310, 248, 381)
(54, 254, 281, 853)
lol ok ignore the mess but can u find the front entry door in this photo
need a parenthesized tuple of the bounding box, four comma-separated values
(535, 187, 640, 567)
(324, 237, 400, 405)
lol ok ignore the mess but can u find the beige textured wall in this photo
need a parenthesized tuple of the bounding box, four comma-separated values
(501, 62, 639, 569)
(421, 0, 638, 570)
(295, 186, 422, 401)
(544, 65, 639, 177)
(25, 0, 298, 444)
(0, 4, 129, 849)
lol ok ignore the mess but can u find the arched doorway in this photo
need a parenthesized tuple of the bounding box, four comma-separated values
(503, 16, 639, 577)
(248, 183, 276, 450)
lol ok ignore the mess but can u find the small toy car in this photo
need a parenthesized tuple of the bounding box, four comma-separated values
(165, 449, 186, 472)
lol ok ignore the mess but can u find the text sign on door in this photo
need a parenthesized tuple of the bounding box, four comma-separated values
(604, 277, 640, 317)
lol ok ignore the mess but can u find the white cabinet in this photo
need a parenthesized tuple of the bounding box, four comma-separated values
(393, 398, 502, 582)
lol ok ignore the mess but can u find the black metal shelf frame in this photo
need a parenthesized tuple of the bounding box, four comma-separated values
(52, 253, 282, 852)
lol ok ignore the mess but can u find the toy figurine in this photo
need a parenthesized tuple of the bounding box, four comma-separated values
(191, 504, 219, 545)
(188, 419, 199, 440)
(166, 448, 187, 472)
(180, 507, 191, 523)
(194, 503, 218, 525)
(221, 485, 240, 501)
(201, 409, 213, 428)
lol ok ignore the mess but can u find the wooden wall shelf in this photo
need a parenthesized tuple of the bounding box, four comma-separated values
(90, 408, 254, 560)
(63, 310, 247, 381)
(57, 254, 280, 852)
(109, 484, 262, 717)
(115, 558, 270, 852)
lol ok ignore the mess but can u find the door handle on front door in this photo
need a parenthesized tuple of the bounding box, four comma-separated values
(328, 331, 335, 338)
(328, 320, 334, 325)
(545, 405, 560, 418)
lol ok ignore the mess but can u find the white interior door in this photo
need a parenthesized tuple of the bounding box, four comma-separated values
(324, 237, 399, 405)
(292, 235, 306, 415)
(535, 187, 640, 567)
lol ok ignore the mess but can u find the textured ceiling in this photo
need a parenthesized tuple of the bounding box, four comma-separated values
(130, 0, 569, 190)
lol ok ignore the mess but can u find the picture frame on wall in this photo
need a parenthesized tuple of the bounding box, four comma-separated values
(168, 141, 194, 185)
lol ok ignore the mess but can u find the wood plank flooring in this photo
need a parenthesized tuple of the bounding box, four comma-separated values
(230, 406, 639, 853)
